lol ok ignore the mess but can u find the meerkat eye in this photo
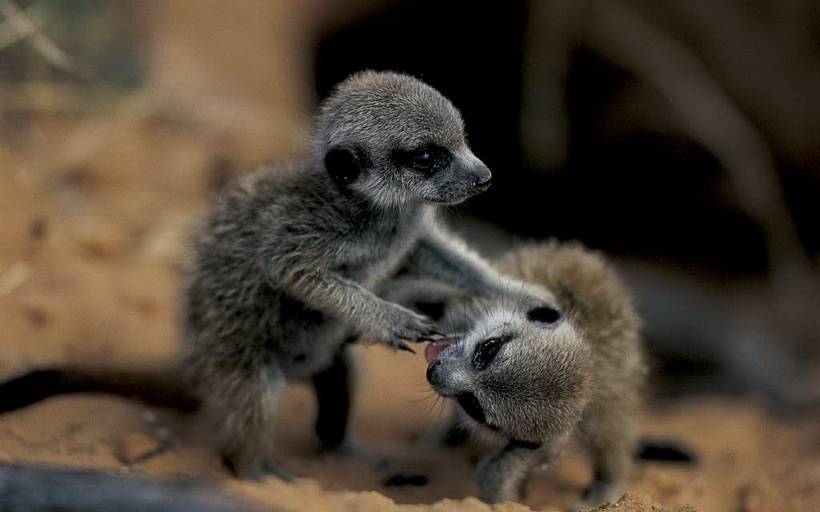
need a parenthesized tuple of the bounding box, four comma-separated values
(393, 145, 451, 175)
(527, 306, 561, 325)
(472, 336, 506, 370)
(412, 151, 432, 169)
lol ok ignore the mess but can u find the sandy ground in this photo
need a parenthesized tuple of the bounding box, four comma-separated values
(1, 113, 819, 512)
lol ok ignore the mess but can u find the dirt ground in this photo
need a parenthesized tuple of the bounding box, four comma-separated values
(1, 111, 819, 512)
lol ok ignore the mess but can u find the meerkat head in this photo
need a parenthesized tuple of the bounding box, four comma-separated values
(425, 300, 592, 446)
(314, 70, 492, 207)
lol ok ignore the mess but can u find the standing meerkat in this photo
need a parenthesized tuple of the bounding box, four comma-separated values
(0, 71, 552, 479)
(421, 241, 645, 509)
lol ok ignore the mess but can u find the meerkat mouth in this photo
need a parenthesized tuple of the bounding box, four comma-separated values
(424, 337, 460, 366)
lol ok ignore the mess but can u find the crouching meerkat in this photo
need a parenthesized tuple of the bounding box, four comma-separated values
(422, 241, 645, 510)
(0, 71, 552, 479)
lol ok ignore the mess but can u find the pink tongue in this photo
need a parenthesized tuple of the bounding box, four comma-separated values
(424, 338, 458, 364)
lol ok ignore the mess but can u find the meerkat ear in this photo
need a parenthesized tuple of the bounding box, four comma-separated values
(324, 144, 368, 189)
(527, 306, 561, 325)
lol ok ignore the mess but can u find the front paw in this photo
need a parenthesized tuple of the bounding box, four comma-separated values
(381, 308, 441, 351)
(570, 479, 624, 511)
(223, 452, 293, 482)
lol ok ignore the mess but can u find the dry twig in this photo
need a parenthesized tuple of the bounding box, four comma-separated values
(583, 0, 820, 351)
(0, 0, 100, 82)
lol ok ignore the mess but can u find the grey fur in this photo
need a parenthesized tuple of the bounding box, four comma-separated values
(422, 241, 645, 509)
(181, 71, 548, 478)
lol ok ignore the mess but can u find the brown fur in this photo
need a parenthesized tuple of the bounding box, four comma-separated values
(424, 240, 645, 509)
(499, 241, 644, 507)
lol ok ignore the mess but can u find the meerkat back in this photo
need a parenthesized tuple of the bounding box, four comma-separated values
(496, 241, 645, 508)
(423, 240, 645, 508)
(495, 241, 643, 378)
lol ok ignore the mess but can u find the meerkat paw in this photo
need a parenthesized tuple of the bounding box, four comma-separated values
(234, 462, 294, 482)
(223, 452, 294, 482)
(477, 465, 524, 504)
(570, 480, 624, 511)
(381, 306, 442, 351)
(477, 482, 523, 504)
(262, 462, 294, 482)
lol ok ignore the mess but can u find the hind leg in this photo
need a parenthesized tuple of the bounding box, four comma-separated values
(312, 343, 353, 451)
(202, 364, 287, 480)
(310, 344, 376, 461)
(574, 402, 636, 510)
(311, 343, 428, 486)
(477, 440, 555, 503)
(311, 342, 375, 462)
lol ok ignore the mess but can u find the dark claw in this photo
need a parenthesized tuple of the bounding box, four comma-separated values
(414, 329, 445, 343)
(397, 342, 416, 354)
(417, 333, 452, 343)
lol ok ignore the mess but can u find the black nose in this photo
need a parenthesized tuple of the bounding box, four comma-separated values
(426, 360, 440, 385)
(474, 175, 492, 191)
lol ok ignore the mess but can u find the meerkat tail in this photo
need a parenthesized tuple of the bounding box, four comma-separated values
(635, 437, 697, 463)
(0, 367, 199, 414)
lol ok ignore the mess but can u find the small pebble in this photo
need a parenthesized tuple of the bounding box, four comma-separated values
(115, 433, 160, 465)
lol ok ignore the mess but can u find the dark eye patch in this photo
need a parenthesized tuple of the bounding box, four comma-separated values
(472, 335, 510, 371)
(456, 392, 485, 424)
(392, 144, 452, 175)
(527, 306, 561, 324)
(324, 144, 368, 189)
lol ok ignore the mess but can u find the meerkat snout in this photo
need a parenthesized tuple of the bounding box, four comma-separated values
(473, 172, 492, 191)
(415, 146, 492, 204)
(424, 336, 468, 397)
(457, 148, 492, 192)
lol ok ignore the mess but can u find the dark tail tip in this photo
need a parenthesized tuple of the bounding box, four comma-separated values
(636, 438, 697, 464)
(0, 367, 200, 414)
(0, 369, 69, 413)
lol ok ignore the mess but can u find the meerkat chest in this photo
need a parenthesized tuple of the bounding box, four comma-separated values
(335, 207, 429, 287)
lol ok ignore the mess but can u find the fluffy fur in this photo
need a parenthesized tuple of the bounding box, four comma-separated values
(180, 71, 550, 477)
(0, 71, 553, 481)
(423, 241, 645, 509)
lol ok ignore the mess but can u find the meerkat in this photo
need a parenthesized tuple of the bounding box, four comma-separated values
(0, 71, 552, 479)
(418, 240, 645, 510)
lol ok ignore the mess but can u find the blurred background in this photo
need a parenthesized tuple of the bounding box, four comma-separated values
(3, 0, 818, 400)
(0, 1, 819, 510)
